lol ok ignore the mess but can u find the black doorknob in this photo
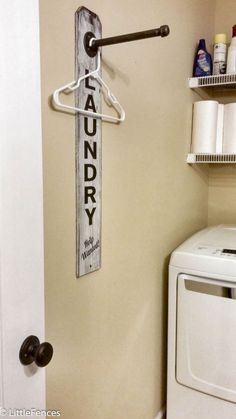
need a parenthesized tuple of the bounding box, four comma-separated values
(19, 335, 53, 367)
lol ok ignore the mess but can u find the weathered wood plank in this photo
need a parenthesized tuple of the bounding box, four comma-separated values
(75, 7, 102, 277)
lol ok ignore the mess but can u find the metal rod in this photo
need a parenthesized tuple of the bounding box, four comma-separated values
(92, 25, 170, 48)
(85, 25, 170, 55)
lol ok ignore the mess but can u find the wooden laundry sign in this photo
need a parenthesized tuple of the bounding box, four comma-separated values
(75, 7, 102, 277)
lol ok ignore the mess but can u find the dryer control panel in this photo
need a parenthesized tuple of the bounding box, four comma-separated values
(195, 245, 236, 259)
(222, 248, 236, 255)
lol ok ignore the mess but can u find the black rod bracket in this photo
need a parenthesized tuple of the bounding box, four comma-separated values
(84, 31, 97, 57)
(84, 25, 170, 56)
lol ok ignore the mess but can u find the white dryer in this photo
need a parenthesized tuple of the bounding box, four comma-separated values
(167, 225, 236, 419)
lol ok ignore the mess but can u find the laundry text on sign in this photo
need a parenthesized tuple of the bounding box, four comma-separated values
(83, 71, 98, 226)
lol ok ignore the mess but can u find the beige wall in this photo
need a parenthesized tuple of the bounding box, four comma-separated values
(208, 166, 236, 224)
(208, 0, 236, 226)
(39, 1, 213, 418)
(215, 0, 236, 41)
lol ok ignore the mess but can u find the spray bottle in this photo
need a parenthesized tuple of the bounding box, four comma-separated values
(213, 33, 227, 75)
(227, 25, 236, 74)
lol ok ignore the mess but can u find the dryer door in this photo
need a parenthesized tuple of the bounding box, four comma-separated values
(176, 273, 236, 403)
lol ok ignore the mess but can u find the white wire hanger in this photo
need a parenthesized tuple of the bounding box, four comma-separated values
(52, 47, 125, 123)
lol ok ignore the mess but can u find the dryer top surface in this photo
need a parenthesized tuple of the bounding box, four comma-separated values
(170, 225, 236, 277)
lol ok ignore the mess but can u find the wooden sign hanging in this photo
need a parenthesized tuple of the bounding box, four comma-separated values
(75, 7, 102, 277)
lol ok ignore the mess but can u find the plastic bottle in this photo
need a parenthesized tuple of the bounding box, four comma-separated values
(227, 25, 236, 74)
(193, 39, 212, 77)
(213, 33, 227, 75)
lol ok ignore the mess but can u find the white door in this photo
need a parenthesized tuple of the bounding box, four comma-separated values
(0, 0, 46, 414)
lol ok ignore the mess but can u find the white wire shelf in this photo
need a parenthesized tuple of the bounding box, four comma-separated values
(189, 74, 236, 89)
(187, 153, 236, 164)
